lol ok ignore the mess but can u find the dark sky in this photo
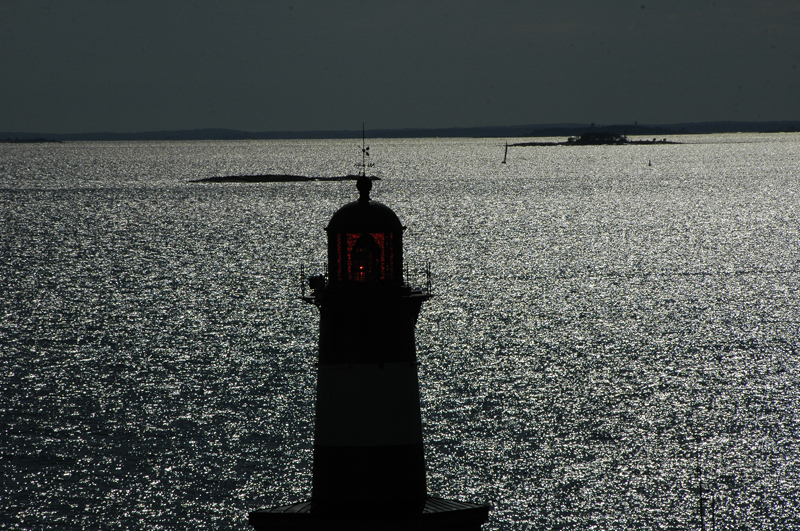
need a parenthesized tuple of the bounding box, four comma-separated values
(2, 1, 799, 133)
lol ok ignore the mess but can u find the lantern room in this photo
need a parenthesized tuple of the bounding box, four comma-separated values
(326, 177, 403, 286)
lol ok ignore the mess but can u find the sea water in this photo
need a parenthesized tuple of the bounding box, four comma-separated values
(1, 134, 799, 530)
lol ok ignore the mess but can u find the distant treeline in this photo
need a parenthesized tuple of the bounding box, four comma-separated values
(3, 121, 800, 141)
(2, 137, 62, 143)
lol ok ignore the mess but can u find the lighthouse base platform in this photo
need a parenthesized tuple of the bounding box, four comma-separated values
(249, 496, 490, 531)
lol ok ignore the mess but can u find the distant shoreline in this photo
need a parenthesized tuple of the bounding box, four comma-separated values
(3, 121, 800, 142)
(2, 137, 63, 144)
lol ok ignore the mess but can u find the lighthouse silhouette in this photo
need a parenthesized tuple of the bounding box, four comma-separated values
(249, 178, 490, 531)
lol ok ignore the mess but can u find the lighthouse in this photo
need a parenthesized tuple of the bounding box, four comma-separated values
(249, 178, 490, 531)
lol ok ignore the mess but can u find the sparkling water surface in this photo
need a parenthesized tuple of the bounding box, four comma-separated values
(2, 135, 799, 530)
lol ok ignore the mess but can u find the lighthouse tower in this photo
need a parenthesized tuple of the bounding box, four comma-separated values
(250, 178, 490, 531)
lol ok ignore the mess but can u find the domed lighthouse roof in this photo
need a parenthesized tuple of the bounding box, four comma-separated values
(325, 177, 404, 285)
(326, 177, 403, 233)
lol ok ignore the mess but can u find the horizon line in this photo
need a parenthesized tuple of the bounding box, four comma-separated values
(3, 120, 800, 141)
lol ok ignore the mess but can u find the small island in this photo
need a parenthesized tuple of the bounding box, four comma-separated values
(189, 174, 380, 183)
(511, 131, 679, 147)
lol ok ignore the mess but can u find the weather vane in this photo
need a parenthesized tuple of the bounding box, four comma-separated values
(357, 122, 374, 177)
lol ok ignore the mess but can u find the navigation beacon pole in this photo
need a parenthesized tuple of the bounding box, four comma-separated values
(250, 177, 490, 531)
